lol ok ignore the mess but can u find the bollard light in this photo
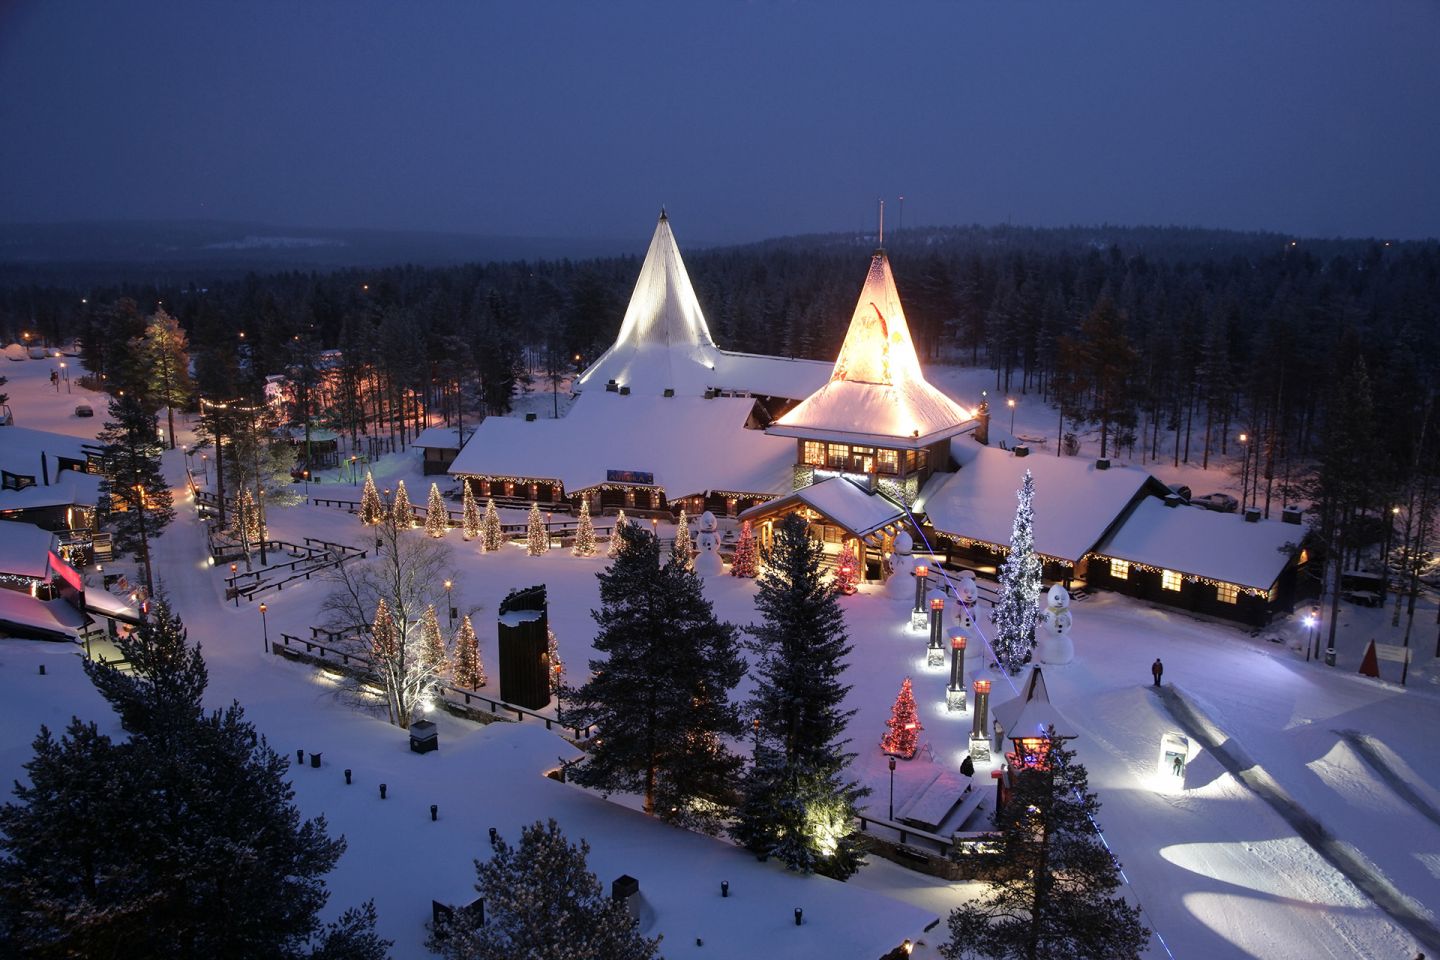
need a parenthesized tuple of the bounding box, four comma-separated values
(344, 768, 352, 785)
(794, 907, 803, 926)
(430, 804, 438, 822)
(296, 748, 304, 764)
(721, 880, 729, 898)
(379, 783, 387, 800)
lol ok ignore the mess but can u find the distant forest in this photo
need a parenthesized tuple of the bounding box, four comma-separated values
(3, 222, 1440, 613)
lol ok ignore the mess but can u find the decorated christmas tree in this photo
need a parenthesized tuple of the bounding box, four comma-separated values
(370, 598, 397, 662)
(547, 627, 564, 695)
(671, 507, 694, 569)
(391, 480, 414, 529)
(453, 615, 485, 688)
(419, 604, 448, 673)
(424, 483, 448, 538)
(359, 471, 385, 526)
(607, 510, 629, 559)
(526, 502, 549, 556)
(992, 470, 1043, 674)
(481, 498, 504, 552)
(730, 519, 758, 577)
(572, 499, 596, 557)
(832, 541, 860, 595)
(880, 676, 922, 759)
(460, 482, 481, 541)
(237, 487, 264, 547)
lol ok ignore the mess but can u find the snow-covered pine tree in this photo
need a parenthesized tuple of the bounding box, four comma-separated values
(480, 498, 504, 552)
(460, 482, 481, 541)
(420, 604, 448, 674)
(547, 627, 564, 694)
(730, 519, 758, 577)
(452, 615, 485, 688)
(991, 469, 1043, 674)
(559, 524, 745, 833)
(96, 391, 174, 595)
(391, 480, 414, 529)
(526, 502, 549, 556)
(671, 507, 694, 569)
(426, 819, 660, 960)
(359, 471, 385, 526)
(833, 540, 860, 595)
(425, 482, 448, 538)
(607, 509, 629, 559)
(941, 729, 1149, 960)
(733, 513, 868, 879)
(572, 499, 597, 557)
(83, 596, 205, 741)
(880, 676, 922, 759)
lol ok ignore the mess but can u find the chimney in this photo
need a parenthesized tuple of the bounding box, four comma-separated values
(1163, 494, 1183, 508)
(611, 875, 640, 924)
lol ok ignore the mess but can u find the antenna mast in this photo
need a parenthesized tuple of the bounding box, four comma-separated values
(878, 198, 885, 248)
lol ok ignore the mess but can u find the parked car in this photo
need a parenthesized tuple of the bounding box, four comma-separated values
(74, 402, 93, 418)
(1191, 492, 1239, 513)
(1166, 483, 1192, 503)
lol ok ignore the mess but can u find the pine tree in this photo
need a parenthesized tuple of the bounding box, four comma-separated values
(237, 486, 264, 547)
(391, 480, 414, 529)
(941, 731, 1149, 960)
(734, 513, 867, 879)
(359, 471, 385, 526)
(992, 470, 1043, 674)
(96, 391, 174, 596)
(461, 482, 481, 541)
(135, 307, 195, 451)
(671, 507, 694, 569)
(880, 677, 922, 759)
(833, 540, 860, 595)
(453, 615, 485, 688)
(572, 499, 597, 557)
(607, 510, 629, 559)
(83, 596, 206, 742)
(526, 502, 549, 556)
(425, 482, 449, 538)
(420, 604, 448, 674)
(547, 628, 564, 695)
(559, 525, 745, 833)
(481, 498, 504, 552)
(730, 519, 758, 577)
(427, 819, 661, 960)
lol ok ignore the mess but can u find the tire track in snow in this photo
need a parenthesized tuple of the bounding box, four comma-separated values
(1336, 729, 1440, 832)
(1153, 685, 1440, 956)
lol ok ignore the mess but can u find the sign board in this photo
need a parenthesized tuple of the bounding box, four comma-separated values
(1155, 732, 1190, 792)
(1373, 643, 1412, 664)
(606, 469, 654, 485)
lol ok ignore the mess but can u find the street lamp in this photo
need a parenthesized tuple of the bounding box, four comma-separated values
(230, 563, 239, 607)
(1007, 397, 1016, 434)
(200, 453, 208, 484)
(1238, 433, 1250, 510)
(928, 595, 946, 665)
(888, 756, 897, 821)
(259, 602, 269, 654)
(444, 579, 455, 627)
(912, 564, 929, 615)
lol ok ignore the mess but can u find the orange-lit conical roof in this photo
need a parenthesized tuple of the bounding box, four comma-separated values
(768, 250, 974, 449)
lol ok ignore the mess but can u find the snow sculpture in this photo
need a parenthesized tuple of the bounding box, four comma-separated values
(887, 531, 915, 601)
(694, 510, 724, 577)
(955, 571, 978, 606)
(1036, 583, 1074, 665)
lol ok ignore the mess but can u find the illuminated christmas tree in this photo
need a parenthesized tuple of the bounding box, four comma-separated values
(359, 471, 385, 526)
(391, 480, 414, 529)
(452, 614, 485, 688)
(880, 676, 922, 759)
(572, 499, 597, 557)
(607, 509, 629, 559)
(832, 541, 859, 595)
(236, 487, 264, 546)
(461, 482, 481, 540)
(992, 470, 1042, 674)
(370, 598, 397, 662)
(419, 604, 448, 673)
(547, 627, 564, 695)
(481, 498, 504, 552)
(526, 502, 549, 556)
(425, 483, 448, 538)
(730, 519, 758, 577)
(671, 507, 694, 569)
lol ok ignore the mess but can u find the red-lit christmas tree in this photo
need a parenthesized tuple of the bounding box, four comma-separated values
(881, 676, 922, 759)
(729, 519, 758, 577)
(832, 541, 859, 595)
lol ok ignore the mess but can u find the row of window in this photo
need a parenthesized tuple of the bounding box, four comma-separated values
(1109, 559, 1238, 604)
(801, 442, 926, 475)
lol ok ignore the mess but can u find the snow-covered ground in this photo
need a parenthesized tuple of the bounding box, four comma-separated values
(2, 353, 1438, 959)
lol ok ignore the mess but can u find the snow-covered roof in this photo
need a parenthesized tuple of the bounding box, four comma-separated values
(450, 392, 796, 499)
(0, 469, 103, 512)
(0, 588, 86, 639)
(411, 426, 470, 450)
(84, 587, 142, 624)
(768, 250, 976, 448)
(0, 426, 94, 478)
(1096, 498, 1305, 590)
(991, 667, 1075, 741)
(0, 520, 56, 578)
(739, 476, 907, 540)
(916, 443, 1161, 564)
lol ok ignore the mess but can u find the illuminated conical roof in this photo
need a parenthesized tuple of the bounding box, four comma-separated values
(575, 211, 721, 397)
(768, 250, 974, 448)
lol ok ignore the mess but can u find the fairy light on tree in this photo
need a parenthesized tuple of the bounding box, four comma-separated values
(992, 470, 1042, 674)
(547, 627, 564, 695)
(452, 614, 485, 688)
(460, 482, 481, 541)
(424, 483, 448, 538)
(391, 480, 414, 529)
(526, 503, 549, 556)
(572, 499, 597, 557)
(730, 519, 758, 577)
(481, 498, 504, 552)
(671, 507, 694, 569)
(833, 541, 859, 595)
(371, 599, 397, 667)
(881, 676, 922, 759)
(419, 604, 448, 674)
(359, 471, 385, 526)
(607, 509, 629, 559)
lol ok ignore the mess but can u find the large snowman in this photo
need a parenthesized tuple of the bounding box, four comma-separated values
(887, 531, 917, 602)
(694, 511, 725, 577)
(1036, 583, 1075, 664)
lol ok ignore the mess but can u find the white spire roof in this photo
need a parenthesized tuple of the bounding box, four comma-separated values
(767, 250, 974, 449)
(575, 211, 721, 397)
(992, 667, 1076, 741)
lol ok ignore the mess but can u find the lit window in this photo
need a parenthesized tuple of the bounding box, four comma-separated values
(803, 441, 825, 466)
(1216, 582, 1238, 604)
(1110, 559, 1130, 580)
(827, 443, 849, 469)
(877, 449, 899, 474)
(1162, 570, 1182, 592)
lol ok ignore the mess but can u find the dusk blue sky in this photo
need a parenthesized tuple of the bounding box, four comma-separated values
(2, 2, 1436, 245)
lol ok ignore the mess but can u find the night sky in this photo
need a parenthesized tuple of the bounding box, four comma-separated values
(2, 1, 1436, 244)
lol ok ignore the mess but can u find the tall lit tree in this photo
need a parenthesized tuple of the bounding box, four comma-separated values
(992, 470, 1042, 673)
(526, 502, 549, 556)
(572, 499, 597, 557)
(97, 392, 173, 596)
(672, 507, 694, 569)
(481, 498, 504, 552)
(359, 471, 385, 526)
(134, 308, 195, 451)
(547, 628, 564, 695)
(452, 615, 485, 689)
(425, 482, 448, 538)
(391, 480, 414, 529)
(419, 604, 448, 674)
(607, 510, 629, 559)
(880, 677, 922, 759)
(461, 482, 481, 541)
(730, 519, 758, 577)
(832, 541, 860, 595)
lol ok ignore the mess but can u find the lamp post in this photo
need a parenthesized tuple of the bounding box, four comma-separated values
(230, 563, 239, 607)
(444, 579, 455, 628)
(259, 602, 269, 654)
(1007, 397, 1016, 434)
(947, 634, 967, 711)
(201, 453, 208, 484)
(928, 596, 946, 665)
(1238, 433, 1249, 510)
(888, 756, 897, 821)
(912, 564, 929, 615)
(303, 469, 310, 500)
(60, 362, 69, 393)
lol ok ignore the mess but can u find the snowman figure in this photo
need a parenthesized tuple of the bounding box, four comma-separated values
(694, 511, 724, 577)
(1036, 583, 1075, 665)
(955, 571, 978, 607)
(887, 531, 916, 602)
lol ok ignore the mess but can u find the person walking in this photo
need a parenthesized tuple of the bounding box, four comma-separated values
(1152, 658, 1164, 687)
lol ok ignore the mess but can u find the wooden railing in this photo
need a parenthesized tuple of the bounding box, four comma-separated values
(222, 538, 368, 603)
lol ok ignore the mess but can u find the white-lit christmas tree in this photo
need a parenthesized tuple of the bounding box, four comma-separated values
(420, 603, 448, 673)
(992, 469, 1043, 674)
(461, 482, 481, 540)
(526, 502, 549, 556)
(607, 510, 629, 559)
(391, 480, 414, 529)
(671, 507, 694, 569)
(425, 482, 448, 538)
(359, 471, 385, 526)
(237, 486, 264, 546)
(481, 498, 504, 552)
(547, 627, 564, 695)
(453, 614, 485, 688)
(730, 519, 758, 577)
(880, 676, 922, 759)
(370, 598, 397, 662)
(572, 499, 597, 557)
(833, 541, 860, 595)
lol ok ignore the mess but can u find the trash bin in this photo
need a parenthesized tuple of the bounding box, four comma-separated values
(1325, 647, 1336, 667)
